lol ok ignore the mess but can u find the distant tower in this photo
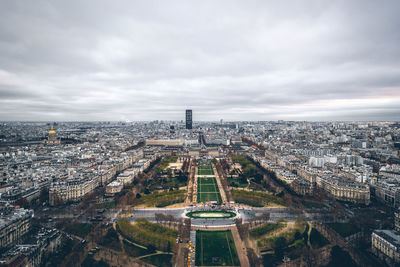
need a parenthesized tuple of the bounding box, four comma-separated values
(186, 109, 192, 129)
(46, 125, 60, 145)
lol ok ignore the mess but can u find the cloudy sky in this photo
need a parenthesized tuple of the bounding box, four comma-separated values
(0, 1, 399, 121)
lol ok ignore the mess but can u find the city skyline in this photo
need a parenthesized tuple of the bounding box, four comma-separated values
(1, 119, 399, 266)
(1, 1, 400, 122)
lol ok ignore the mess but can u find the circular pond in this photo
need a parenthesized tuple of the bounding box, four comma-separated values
(186, 210, 236, 219)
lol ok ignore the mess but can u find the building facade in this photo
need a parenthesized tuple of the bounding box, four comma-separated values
(319, 176, 370, 205)
(372, 230, 400, 264)
(0, 208, 33, 248)
(375, 179, 400, 208)
(395, 209, 400, 232)
(105, 180, 123, 196)
(49, 177, 97, 205)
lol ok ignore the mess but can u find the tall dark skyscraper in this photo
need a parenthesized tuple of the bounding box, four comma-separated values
(186, 109, 192, 129)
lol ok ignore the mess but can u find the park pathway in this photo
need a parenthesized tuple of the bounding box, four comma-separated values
(186, 164, 196, 204)
(213, 164, 228, 204)
(193, 166, 198, 203)
(231, 226, 250, 267)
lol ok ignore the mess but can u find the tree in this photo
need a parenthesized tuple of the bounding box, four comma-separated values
(167, 169, 172, 180)
(147, 244, 156, 253)
(294, 231, 301, 240)
(294, 239, 305, 250)
(176, 172, 188, 183)
(273, 236, 287, 256)
(155, 213, 163, 224)
(39, 188, 49, 204)
(166, 214, 176, 227)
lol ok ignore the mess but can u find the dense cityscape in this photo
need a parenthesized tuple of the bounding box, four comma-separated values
(0, 112, 399, 266)
(2, 1, 400, 266)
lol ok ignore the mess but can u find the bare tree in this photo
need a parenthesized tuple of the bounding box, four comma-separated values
(155, 213, 163, 224)
(235, 218, 249, 240)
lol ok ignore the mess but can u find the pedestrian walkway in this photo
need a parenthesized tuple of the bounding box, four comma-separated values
(188, 231, 196, 267)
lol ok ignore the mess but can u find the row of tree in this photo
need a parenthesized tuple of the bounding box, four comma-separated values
(258, 218, 308, 255)
(213, 159, 233, 202)
(231, 155, 263, 183)
(249, 221, 283, 239)
(232, 189, 285, 206)
(181, 158, 191, 173)
(133, 189, 185, 207)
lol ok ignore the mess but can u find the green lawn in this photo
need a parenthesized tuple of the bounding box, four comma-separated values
(325, 246, 358, 267)
(257, 218, 308, 251)
(198, 169, 214, 175)
(123, 240, 149, 257)
(234, 199, 264, 207)
(302, 201, 326, 209)
(133, 190, 186, 207)
(95, 201, 116, 209)
(195, 230, 240, 266)
(99, 228, 122, 251)
(198, 163, 214, 175)
(141, 254, 172, 267)
(228, 177, 248, 188)
(197, 177, 221, 203)
(117, 218, 177, 251)
(199, 184, 219, 192)
(197, 192, 222, 203)
(232, 189, 285, 207)
(82, 255, 109, 267)
(250, 223, 285, 239)
(199, 177, 217, 184)
(327, 223, 360, 238)
(310, 228, 330, 249)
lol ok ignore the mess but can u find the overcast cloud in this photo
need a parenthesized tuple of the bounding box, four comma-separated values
(0, 0, 399, 121)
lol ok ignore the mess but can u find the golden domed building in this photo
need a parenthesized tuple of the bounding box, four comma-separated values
(46, 125, 60, 145)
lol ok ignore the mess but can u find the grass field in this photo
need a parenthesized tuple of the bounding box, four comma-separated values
(195, 230, 240, 266)
(117, 218, 177, 251)
(327, 222, 360, 238)
(199, 184, 218, 192)
(197, 177, 221, 203)
(99, 228, 122, 251)
(198, 168, 214, 175)
(250, 222, 285, 239)
(302, 200, 326, 209)
(232, 189, 285, 207)
(198, 163, 214, 176)
(141, 254, 172, 267)
(133, 190, 186, 207)
(309, 228, 330, 249)
(199, 177, 217, 184)
(122, 240, 149, 257)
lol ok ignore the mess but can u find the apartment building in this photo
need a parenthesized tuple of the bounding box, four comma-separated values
(319, 176, 370, 205)
(0, 208, 33, 248)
